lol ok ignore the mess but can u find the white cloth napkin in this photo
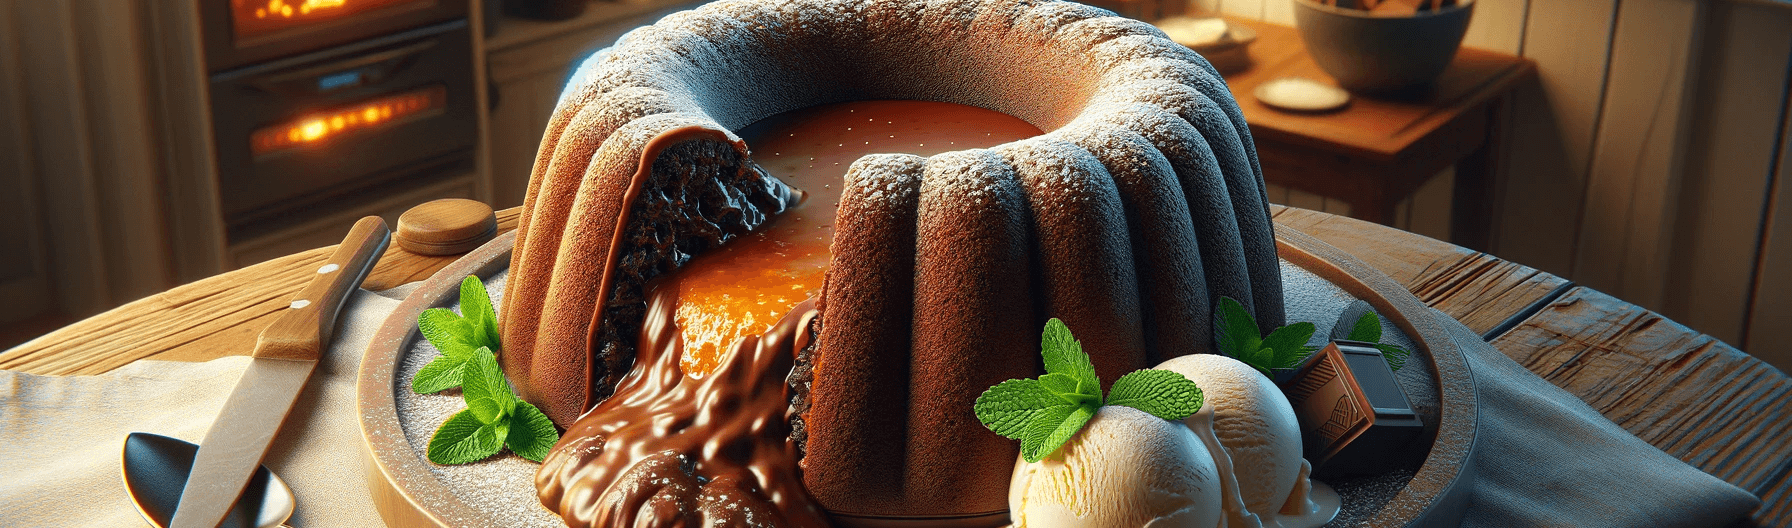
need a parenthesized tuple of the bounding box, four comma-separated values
(0, 288, 407, 527)
(0, 286, 1767, 527)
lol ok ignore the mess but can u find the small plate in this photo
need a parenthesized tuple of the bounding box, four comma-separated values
(1157, 16, 1258, 54)
(1255, 76, 1352, 113)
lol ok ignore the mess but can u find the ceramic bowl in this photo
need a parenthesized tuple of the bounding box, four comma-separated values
(1292, 0, 1474, 94)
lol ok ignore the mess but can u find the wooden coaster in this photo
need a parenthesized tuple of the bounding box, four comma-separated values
(395, 198, 497, 256)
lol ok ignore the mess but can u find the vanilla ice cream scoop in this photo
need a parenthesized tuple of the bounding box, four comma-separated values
(1008, 405, 1224, 528)
(1155, 353, 1331, 527)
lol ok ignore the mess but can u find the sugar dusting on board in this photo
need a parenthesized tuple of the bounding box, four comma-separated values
(393, 270, 564, 528)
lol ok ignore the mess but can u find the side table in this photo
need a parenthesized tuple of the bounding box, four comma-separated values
(1217, 17, 1536, 252)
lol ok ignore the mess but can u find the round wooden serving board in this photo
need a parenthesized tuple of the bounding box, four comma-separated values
(356, 225, 1477, 527)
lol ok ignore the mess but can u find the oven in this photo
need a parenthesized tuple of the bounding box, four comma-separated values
(201, 0, 467, 71)
(199, 0, 477, 242)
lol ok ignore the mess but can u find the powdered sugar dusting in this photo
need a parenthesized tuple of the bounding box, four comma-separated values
(553, 0, 1239, 147)
(844, 153, 925, 210)
(394, 271, 564, 528)
(919, 149, 1023, 216)
(995, 137, 1107, 204)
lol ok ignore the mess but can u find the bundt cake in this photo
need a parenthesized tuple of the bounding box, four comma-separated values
(503, 0, 1283, 524)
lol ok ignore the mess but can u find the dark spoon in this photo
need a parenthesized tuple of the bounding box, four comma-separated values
(120, 432, 295, 528)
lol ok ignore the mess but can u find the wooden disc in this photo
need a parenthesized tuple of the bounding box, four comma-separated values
(396, 199, 498, 256)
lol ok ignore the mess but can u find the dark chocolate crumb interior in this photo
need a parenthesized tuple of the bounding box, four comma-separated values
(588, 138, 796, 408)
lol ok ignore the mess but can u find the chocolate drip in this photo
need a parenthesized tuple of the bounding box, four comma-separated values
(537, 283, 829, 528)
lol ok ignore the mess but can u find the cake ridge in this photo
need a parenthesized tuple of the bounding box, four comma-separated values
(1050, 122, 1213, 365)
(905, 148, 1037, 512)
(995, 137, 1146, 386)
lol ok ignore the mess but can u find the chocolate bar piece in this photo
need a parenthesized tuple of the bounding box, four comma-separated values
(1281, 341, 1424, 477)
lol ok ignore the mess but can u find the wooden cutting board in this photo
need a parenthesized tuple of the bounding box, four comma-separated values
(353, 223, 1477, 527)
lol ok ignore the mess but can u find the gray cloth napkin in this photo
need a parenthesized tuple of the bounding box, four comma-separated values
(1439, 308, 1763, 527)
(0, 288, 407, 527)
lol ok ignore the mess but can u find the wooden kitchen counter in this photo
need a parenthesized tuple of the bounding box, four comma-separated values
(1, 205, 1785, 523)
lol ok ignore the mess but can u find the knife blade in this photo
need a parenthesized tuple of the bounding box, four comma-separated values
(168, 216, 390, 528)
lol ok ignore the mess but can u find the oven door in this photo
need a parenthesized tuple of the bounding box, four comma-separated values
(210, 19, 477, 229)
(201, 0, 467, 72)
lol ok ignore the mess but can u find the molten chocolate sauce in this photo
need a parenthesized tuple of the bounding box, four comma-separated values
(535, 101, 1039, 526)
(536, 289, 829, 528)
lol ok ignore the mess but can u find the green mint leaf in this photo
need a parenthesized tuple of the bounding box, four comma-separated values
(1240, 346, 1275, 375)
(1022, 403, 1095, 463)
(505, 400, 560, 462)
(427, 409, 506, 465)
(419, 308, 478, 358)
(1215, 297, 1262, 360)
(1038, 373, 1102, 407)
(1038, 372, 1077, 396)
(1375, 342, 1411, 372)
(1018, 404, 1073, 461)
(1106, 370, 1204, 420)
(1263, 322, 1317, 369)
(1019, 404, 1071, 463)
(411, 354, 472, 393)
(1041, 318, 1100, 394)
(1347, 311, 1382, 343)
(459, 276, 501, 352)
(974, 379, 1061, 439)
(462, 347, 511, 424)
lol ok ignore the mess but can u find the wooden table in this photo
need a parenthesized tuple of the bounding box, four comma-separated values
(1218, 17, 1535, 252)
(2, 206, 1785, 524)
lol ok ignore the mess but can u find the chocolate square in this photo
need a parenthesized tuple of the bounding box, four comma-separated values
(1281, 341, 1424, 477)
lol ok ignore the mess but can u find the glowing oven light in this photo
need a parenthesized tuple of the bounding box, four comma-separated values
(231, 0, 429, 40)
(252, 85, 444, 156)
(253, 0, 349, 19)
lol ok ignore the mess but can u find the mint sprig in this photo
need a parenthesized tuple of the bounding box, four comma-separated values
(425, 347, 560, 464)
(1215, 297, 1316, 375)
(974, 318, 1204, 463)
(1105, 369, 1203, 418)
(1345, 311, 1410, 372)
(412, 276, 503, 393)
(417, 275, 559, 465)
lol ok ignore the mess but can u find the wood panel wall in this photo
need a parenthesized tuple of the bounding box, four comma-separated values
(0, 0, 224, 330)
(1208, 0, 1792, 372)
(1673, 1, 1792, 372)
(0, 1, 55, 325)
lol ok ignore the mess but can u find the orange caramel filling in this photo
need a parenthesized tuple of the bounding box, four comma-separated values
(663, 100, 1042, 377)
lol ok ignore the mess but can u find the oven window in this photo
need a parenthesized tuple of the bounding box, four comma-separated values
(250, 84, 446, 156)
(232, 0, 437, 41)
